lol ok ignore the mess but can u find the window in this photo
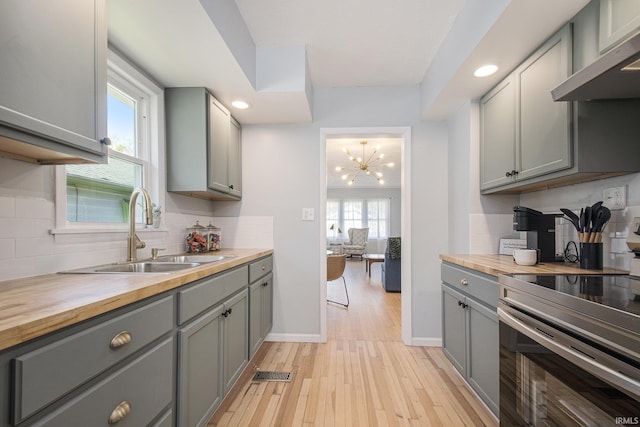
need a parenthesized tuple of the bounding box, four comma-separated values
(55, 50, 162, 231)
(327, 198, 390, 240)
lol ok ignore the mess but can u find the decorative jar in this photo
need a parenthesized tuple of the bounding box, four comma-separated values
(186, 221, 208, 253)
(206, 222, 221, 251)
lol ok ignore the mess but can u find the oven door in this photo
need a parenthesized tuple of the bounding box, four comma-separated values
(498, 304, 640, 426)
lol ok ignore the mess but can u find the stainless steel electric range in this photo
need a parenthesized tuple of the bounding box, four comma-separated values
(498, 273, 640, 426)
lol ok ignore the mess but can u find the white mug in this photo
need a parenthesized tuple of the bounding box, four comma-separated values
(513, 249, 538, 266)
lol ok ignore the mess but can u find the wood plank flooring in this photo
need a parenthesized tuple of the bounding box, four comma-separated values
(208, 259, 498, 426)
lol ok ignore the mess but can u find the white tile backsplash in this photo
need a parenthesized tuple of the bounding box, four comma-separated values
(469, 213, 514, 253)
(0, 195, 274, 281)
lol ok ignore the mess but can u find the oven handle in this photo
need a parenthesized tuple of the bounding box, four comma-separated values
(498, 307, 640, 401)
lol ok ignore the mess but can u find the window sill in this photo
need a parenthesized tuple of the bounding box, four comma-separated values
(50, 226, 169, 235)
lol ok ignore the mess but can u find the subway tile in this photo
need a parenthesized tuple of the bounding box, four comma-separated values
(0, 197, 16, 218)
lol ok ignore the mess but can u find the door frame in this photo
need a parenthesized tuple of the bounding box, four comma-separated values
(320, 126, 412, 344)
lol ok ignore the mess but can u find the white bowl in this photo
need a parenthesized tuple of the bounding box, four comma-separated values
(513, 249, 538, 266)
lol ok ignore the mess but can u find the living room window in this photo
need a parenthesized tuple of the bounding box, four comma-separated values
(326, 198, 390, 240)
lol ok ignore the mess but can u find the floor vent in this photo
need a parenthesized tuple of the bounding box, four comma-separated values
(252, 371, 293, 382)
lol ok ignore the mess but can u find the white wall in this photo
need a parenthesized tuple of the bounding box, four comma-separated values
(211, 85, 449, 342)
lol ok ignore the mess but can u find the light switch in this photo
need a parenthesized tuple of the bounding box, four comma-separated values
(302, 208, 315, 221)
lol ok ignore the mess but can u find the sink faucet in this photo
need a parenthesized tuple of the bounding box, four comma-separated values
(127, 188, 153, 262)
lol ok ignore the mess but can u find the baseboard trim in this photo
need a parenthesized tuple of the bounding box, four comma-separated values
(410, 337, 442, 347)
(266, 333, 325, 343)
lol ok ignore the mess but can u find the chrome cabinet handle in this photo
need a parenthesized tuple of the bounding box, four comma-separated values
(261, 265, 266, 270)
(460, 278, 468, 286)
(108, 401, 131, 424)
(109, 331, 133, 349)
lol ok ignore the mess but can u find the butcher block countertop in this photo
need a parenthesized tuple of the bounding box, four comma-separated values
(440, 254, 627, 277)
(0, 248, 272, 351)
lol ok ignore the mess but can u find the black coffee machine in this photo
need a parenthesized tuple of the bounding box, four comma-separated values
(513, 206, 562, 262)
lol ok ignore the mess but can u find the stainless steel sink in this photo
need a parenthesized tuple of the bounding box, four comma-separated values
(154, 255, 229, 263)
(60, 261, 202, 274)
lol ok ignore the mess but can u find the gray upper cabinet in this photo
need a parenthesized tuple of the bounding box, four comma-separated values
(480, 25, 572, 192)
(481, 15, 640, 195)
(166, 87, 242, 201)
(515, 26, 572, 182)
(0, 0, 109, 165)
(228, 118, 242, 198)
(480, 76, 516, 190)
(599, 0, 640, 53)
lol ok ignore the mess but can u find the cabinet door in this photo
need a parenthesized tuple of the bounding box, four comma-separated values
(480, 76, 516, 191)
(178, 305, 224, 427)
(515, 25, 572, 182)
(223, 289, 249, 393)
(466, 298, 499, 416)
(599, 0, 640, 53)
(0, 0, 107, 160)
(441, 285, 467, 376)
(208, 97, 230, 193)
(249, 280, 263, 359)
(228, 117, 242, 198)
(261, 274, 273, 340)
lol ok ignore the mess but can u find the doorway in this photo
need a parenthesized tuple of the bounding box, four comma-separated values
(319, 127, 412, 344)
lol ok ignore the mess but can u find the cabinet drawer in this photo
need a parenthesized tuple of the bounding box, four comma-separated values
(31, 337, 173, 427)
(178, 266, 248, 324)
(441, 263, 498, 308)
(249, 256, 272, 283)
(13, 296, 173, 422)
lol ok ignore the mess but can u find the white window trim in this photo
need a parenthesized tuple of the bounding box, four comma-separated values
(52, 49, 165, 235)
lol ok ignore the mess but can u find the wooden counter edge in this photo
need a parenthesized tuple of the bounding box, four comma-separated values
(439, 253, 628, 277)
(0, 249, 273, 351)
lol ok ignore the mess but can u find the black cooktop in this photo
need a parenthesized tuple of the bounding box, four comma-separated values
(509, 274, 640, 316)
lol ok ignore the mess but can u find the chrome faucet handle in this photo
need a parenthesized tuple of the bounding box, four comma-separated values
(151, 248, 165, 260)
(135, 234, 146, 250)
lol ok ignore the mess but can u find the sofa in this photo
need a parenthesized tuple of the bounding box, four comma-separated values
(381, 237, 401, 292)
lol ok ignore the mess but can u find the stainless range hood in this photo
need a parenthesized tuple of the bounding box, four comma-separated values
(552, 31, 640, 101)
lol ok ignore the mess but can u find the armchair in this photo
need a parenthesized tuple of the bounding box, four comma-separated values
(343, 228, 369, 260)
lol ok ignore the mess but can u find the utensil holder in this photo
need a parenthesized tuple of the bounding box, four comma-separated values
(580, 242, 603, 270)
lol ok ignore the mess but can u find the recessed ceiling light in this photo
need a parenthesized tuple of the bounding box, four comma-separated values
(231, 100, 250, 109)
(474, 64, 498, 77)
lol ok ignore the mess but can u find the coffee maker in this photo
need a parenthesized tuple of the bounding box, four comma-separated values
(513, 206, 563, 262)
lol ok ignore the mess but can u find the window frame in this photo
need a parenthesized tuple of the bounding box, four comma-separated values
(326, 198, 390, 241)
(52, 49, 164, 234)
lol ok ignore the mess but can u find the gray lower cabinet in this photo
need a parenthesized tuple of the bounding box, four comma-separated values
(441, 262, 499, 416)
(222, 289, 249, 393)
(176, 266, 249, 427)
(0, 0, 108, 164)
(0, 257, 272, 427)
(178, 304, 224, 427)
(249, 256, 274, 358)
(0, 294, 174, 427)
(32, 338, 174, 427)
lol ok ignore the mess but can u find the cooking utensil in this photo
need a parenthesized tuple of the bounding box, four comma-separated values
(560, 208, 580, 232)
(589, 206, 611, 242)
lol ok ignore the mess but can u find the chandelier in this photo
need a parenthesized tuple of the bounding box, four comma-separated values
(335, 141, 394, 185)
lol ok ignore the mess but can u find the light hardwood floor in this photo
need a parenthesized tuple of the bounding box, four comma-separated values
(208, 259, 498, 426)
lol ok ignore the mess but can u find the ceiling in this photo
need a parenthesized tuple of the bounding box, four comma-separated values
(108, 0, 591, 188)
(108, 0, 590, 124)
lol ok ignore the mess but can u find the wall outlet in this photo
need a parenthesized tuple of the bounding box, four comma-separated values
(603, 185, 626, 210)
(302, 208, 315, 221)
